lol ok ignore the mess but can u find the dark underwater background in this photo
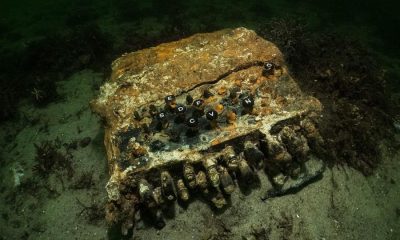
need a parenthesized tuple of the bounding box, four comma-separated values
(1, 0, 400, 118)
(0, 0, 399, 239)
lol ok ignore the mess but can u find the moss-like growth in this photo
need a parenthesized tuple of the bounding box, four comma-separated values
(32, 140, 74, 179)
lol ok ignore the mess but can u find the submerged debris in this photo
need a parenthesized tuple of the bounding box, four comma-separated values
(91, 27, 325, 235)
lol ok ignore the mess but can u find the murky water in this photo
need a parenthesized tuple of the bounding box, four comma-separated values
(0, 1, 399, 239)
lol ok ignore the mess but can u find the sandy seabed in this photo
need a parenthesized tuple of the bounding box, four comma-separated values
(0, 70, 399, 240)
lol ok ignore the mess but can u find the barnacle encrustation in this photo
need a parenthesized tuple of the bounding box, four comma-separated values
(91, 27, 325, 235)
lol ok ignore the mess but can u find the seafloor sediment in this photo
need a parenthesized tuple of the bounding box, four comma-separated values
(0, 1, 399, 238)
(0, 33, 399, 240)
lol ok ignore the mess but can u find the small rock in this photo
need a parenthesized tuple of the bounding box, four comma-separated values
(67, 140, 78, 150)
(272, 173, 287, 187)
(79, 137, 91, 148)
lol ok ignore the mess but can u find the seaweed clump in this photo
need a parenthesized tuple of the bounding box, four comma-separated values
(32, 140, 74, 179)
(258, 17, 392, 175)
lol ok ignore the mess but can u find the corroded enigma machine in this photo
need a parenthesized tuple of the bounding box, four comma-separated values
(91, 27, 324, 234)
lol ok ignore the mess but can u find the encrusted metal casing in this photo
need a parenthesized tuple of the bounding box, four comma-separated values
(91, 27, 323, 231)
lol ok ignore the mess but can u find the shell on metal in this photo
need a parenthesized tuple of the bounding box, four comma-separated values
(183, 163, 197, 189)
(266, 138, 293, 164)
(203, 157, 220, 188)
(279, 126, 310, 161)
(152, 187, 165, 206)
(243, 140, 265, 169)
(139, 179, 153, 203)
(238, 156, 254, 181)
(176, 179, 190, 201)
(221, 146, 240, 172)
(161, 171, 177, 201)
(217, 165, 235, 194)
(196, 170, 209, 192)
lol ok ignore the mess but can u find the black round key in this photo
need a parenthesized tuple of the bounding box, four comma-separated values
(165, 95, 175, 104)
(186, 117, 198, 127)
(263, 62, 275, 76)
(242, 96, 254, 108)
(193, 99, 204, 108)
(176, 104, 186, 114)
(265, 62, 274, 70)
(206, 109, 218, 121)
(157, 111, 167, 121)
